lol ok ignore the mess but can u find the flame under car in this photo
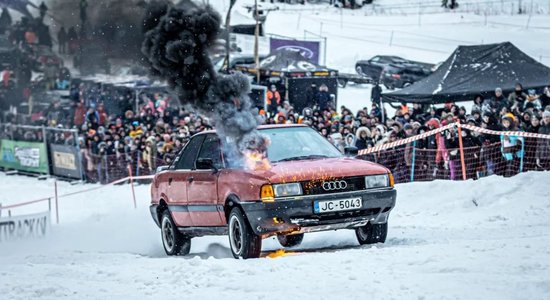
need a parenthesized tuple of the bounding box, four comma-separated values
(150, 124, 397, 259)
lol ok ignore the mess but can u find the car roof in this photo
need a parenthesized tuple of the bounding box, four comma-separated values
(196, 124, 309, 136)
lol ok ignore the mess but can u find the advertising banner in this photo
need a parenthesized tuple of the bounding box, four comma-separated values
(0, 211, 50, 242)
(270, 38, 321, 64)
(51, 144, 82, 179)
(0, 139, 48, 173)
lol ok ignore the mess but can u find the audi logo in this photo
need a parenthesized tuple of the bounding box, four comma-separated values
(322, 180, 348, 191)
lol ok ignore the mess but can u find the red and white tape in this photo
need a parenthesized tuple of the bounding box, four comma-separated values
(358, 122, 550, 155)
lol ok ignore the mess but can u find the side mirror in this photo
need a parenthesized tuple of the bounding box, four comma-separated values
(344, 146, 358, 156)
(196, 158, 218, 173)
(155, 165, 169, 173)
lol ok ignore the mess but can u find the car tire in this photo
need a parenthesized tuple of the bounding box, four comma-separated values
(356, 65, 364, 76)
(337, 78, 348, 88)
(277, 233, 304, 248)
(228, 207, 262, 259)
(355, 222, 387, 245)
(161, 210, 191, 256)
(403, 82, 412, 88)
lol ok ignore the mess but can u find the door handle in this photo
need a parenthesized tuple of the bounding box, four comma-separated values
(187, 177, 194, 183)
(168, 178, 173, 185)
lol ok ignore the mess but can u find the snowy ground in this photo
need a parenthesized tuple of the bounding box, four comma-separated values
(1, 171, 550, 299)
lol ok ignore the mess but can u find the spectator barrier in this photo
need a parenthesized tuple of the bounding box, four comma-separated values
(358, 122, 550, 183)
(0, 174, 154, 225)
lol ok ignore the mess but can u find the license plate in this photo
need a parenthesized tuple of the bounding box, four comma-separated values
(314, 198, 362, 213)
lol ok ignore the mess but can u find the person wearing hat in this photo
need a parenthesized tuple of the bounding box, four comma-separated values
(509, 83, 528, 113)
(500, 114, 524, 177)
(536, 110, 550, 170)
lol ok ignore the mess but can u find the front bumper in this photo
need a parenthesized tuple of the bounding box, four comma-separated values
(240, 188, 396, 237)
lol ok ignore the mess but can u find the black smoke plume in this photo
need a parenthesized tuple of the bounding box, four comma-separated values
(141, 0, 267, 168)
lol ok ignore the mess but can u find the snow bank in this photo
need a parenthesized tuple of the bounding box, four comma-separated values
(1, 172, 550, 299)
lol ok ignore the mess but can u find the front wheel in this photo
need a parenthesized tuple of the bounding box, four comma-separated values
(228, 207, 262, 259)
(355, 223, 387, 245)
(277, 233, 304, 248)
(161, 210, 191, 256)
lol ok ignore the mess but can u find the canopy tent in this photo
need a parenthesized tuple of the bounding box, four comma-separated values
(235, 48, 338, 78)
(382, 42, 550, 104)
(235, 49, 339, 112)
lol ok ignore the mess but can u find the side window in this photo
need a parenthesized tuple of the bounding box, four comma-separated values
(175, 135, 205, 170)
(370, 56, 380, 63)
(196, 134, 223, 169)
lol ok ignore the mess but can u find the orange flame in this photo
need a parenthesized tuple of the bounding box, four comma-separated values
(266, 249, 289, 259)
(244, 149, 271, 171)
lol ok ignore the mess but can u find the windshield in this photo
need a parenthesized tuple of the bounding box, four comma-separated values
(261, 127, 343, 163)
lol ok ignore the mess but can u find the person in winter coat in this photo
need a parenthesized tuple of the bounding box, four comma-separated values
(143, 136, 157, 173)
(500, 114, 524, 177)
(317, 84, 331, 111)
(509, 83, 528, 113)
(536, 111, 550, 170)
(355, 126, 372, 151)
(483, 87, 509, 115)
(267, 85, 281, 115)
(425, 118, 449, 179)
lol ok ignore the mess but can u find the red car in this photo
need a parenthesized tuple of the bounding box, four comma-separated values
(150, 124, 397, 259)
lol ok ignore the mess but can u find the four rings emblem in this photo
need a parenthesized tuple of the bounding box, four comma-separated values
(322, 180, 348, 191)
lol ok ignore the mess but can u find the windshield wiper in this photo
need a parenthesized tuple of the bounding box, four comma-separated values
(274, 155, 331, 163)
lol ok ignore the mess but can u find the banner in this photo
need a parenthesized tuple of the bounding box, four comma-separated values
(0, 139, 48, 173)
(230, 33, 270, 56)
(0, 212, 50, 242)
(270, 38, 321, 64)
(51, 144, 82, 179)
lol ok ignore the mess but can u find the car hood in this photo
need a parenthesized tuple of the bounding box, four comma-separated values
(254, 157, 389, 184)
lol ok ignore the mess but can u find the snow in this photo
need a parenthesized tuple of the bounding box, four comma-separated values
(1, 171, 550, 299)
(2, 1, 550, 298)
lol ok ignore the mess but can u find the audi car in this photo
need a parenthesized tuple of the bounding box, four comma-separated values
(149, 124, 397, 259)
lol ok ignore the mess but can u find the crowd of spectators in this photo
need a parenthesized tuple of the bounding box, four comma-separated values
(2, 79, 550, 183)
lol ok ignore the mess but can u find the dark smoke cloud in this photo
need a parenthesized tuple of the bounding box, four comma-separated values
(142, 0, 267, 168)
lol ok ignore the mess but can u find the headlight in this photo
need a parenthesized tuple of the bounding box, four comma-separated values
(273, 183, 303, 197)
(364, 174, 389, 189)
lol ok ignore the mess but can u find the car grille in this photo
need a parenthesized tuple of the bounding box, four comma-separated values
(302, 176, 366, 196)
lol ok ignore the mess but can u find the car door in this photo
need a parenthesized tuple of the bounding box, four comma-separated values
(366, 56, 383, 79)
(187, 134, 225, 226)
(166, 134, 205, 227)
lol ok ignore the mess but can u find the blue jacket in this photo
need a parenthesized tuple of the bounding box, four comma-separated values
(500, 134, 524, 161)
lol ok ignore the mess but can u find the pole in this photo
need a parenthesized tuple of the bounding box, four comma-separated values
(319, 22, 323, 35)
(525, 0, 534, 29)
(410, 140, 417, 182)
(340, 8, 343, 29)
(127, 164, 137, 209)
(224, 0, 237, 73)
(323, 37, 327, 66)
(389, 30, 394, 46)
(296, 12, 301, 30)
(254, 0, 260, 84)
(42, 126, 50, 176)
(379, 97, 384, 124)
(456, 123, 467, 181)
(519, 136, 525, 173)
(54, 180, 59, 224)
(74, 130, 84, 182)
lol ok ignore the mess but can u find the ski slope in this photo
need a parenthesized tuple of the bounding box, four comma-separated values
(1, 171, 550, 299)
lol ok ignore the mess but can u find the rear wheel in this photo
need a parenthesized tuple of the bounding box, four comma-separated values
(228, 207, 262, 259)
(356, 65, 364, 76)
(277, 233, 304, 248)
(355, 223, 388, 245)
(161, 210, 191, 256)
